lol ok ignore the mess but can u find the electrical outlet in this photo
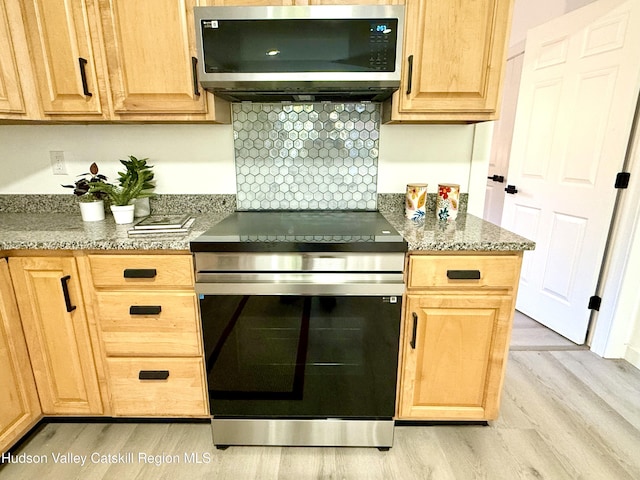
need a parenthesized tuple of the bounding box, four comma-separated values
(49, 151, 67, 175)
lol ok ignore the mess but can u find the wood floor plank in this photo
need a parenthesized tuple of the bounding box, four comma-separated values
(550, 350, 640, 430)
(432, 425, 575, 480)
(505, 352, 640, 479)
(491, 428, 575, 480)
(510, 311, 580, 350)
(377, 426, 457, 480)
(2, 350, 640, 480)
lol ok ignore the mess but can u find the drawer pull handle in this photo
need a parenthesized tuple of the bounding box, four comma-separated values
(78, 57, 92, 97)
(124, 268, 157, 279)
(192, 56, 200, 96)
(410, 312, 418, 349)
(406, 55, 414, 95)
(139, 370, 169, 381)
(447, 270, 481, 280)
(60, 275, 77, 312)
(129, 305, 162, 315)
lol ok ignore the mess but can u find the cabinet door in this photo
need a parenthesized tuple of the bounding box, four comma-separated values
(398, 293, 513, 420)
(9, 257, 103, 415)
(389, 0, 512, 122)
(0, 259, 41, 453)
(21, 0, 107, 118)
(0, 1, 26, 114)
(99, 0, 208, 115)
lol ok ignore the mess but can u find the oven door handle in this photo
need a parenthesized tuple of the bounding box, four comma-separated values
(195, 272, 405, 296)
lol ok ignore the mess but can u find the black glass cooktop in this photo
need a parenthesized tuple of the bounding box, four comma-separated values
(190, 210, 407, 253)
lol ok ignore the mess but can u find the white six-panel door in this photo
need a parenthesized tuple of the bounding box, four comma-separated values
(484, 53, 525, 226)
(502, 0, 640, 344)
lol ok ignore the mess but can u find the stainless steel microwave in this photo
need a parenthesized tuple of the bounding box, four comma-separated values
(193, 5, 405, 102)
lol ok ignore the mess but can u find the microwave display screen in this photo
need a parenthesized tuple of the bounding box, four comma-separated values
(201, 18, 399, 73)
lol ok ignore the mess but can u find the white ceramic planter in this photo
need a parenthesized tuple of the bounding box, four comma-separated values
(110, 204, 135, 224)
(79, 200, 105, 222)
(134, 197, 151, 217)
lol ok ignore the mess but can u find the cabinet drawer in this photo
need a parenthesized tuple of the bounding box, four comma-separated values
(106, 357, 208, 417)
(95, 292, 201, 357)
(408, 255, 520, 289)
(89, 255, 193, 288)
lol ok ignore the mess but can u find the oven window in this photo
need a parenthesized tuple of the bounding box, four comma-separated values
(200, 295, 401, 418)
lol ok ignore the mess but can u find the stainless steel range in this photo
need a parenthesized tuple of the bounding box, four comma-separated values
(190, 211, 407, 449)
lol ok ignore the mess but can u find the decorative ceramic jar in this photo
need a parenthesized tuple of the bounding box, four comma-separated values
(436, 183, 460, 221)
(405, 183, 428, 220)
(134, 197, 151, 217)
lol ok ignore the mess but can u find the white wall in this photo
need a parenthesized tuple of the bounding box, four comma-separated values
(0, 124, 236, 195)
(509, 0, 598, 52)
(621, 222, 640, 368)
(0, 123, 486, 211)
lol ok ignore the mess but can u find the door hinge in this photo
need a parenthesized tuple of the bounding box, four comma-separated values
(615, 172, 630, 189)
(588, 295, 602, 311)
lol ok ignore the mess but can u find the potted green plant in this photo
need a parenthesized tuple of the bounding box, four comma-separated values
(88, 163, 154, 224)
(117, 155, 155, 217)
(62, 162, 107, 222)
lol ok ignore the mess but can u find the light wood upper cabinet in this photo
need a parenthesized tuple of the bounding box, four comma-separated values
(9, 256, 103, 416)
(21, 0, 108, 118)
(1, 0, 230, 123)
(0, 1, 27, 115)
(99, 0, 211, 117)
(0, 259, 41, 453)
(384, 0, 513, 123)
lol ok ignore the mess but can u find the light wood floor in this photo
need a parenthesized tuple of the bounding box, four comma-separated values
(509, 310, 585, 351)
(2, 313, 639, 480)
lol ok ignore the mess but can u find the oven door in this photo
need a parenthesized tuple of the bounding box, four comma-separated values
(200, 294, 401, 419)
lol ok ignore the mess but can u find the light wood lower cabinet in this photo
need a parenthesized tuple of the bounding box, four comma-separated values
(94, 291, 201, 357)
(106, 357, 208, 417)
(8, 256, 103, 416)
(86, 253, 209, 417)
(0, 258, 41, 453)
(397, 253, 522, 421)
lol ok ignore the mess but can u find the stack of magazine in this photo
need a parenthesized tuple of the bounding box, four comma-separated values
(127, 214, 195, 236)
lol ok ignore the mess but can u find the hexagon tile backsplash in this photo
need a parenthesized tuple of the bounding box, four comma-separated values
(233, 102, 380, 210)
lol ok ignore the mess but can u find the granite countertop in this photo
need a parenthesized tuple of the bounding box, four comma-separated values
(381, 210, 535, 252)
(0, 209, 535, 252)
(0, 212, 226, 251)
